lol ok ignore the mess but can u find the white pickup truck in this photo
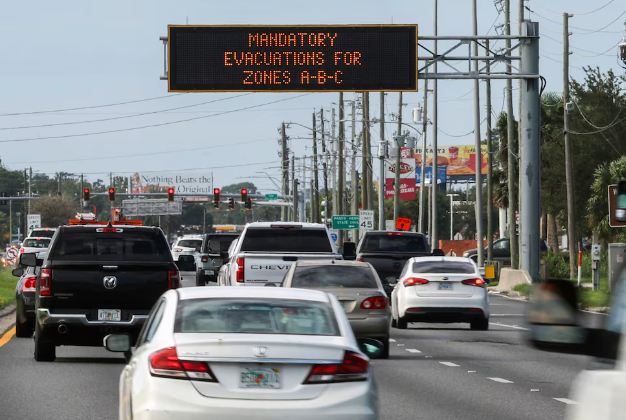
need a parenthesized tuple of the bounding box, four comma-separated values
(218, 222, 350, 286)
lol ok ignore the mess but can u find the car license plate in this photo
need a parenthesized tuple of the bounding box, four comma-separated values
(239, 368, 281, 389)
(98, 309, 121, 321)
(438, 284, 453, 290)
(205, 270, 215, 275)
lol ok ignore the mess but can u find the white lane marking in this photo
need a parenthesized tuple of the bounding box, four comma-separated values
(553, 398, 577, 405)
(487, 377, 514, 384)
(489, 322, 529, 331)
(425, 356, 433, 358)
(389, 338, 397, 342)
(397, 343, 405, 346)
(531, 389, 540, 392)
(439, 362, 460, 367)
(406, 349, 421, 353)
(468, 371, 476, 373)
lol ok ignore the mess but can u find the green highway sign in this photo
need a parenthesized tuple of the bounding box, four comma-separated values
(265, 194, 278, 200)
(332, 215, 360, 230)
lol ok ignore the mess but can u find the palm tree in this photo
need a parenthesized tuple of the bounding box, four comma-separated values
(587, 156, 626, 240)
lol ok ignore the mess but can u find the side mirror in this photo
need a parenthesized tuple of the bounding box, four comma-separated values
(432, 248, 445, 257)
(103, 333, 131, 353)
(386, 276, 398, 285)
(19, 253, 37, 267)
(356, 338, 385, 359)
(342, 242, 356, 260)
(12, 268, 24, 277)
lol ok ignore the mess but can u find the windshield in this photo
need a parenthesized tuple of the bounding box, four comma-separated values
(51, 232, 171, 261)
(361, 233, 428, 253)
(175, 298, 339, 336)
(23, 238, 51, 248)
(291, 265, 378, 288)
(240, 228, 332, 253)
(412, 261, 475, 274)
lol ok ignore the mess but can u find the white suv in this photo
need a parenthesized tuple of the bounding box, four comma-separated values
(171, 235, 203, 261)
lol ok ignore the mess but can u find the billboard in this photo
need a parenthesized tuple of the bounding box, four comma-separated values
(384, 158, 416, 200)
(416, 166, 447, 185)
(131, 172, 213, 195)
(412, 145, 489, 177)
(167, 25, 418, 92)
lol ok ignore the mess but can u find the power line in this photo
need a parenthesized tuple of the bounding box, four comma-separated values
(0, 93, 187, 117)
(0, 93, 253, 131)
(0, 93, 312, 144)
(531, 0, 616, 16)
(528, 7, 625, 34)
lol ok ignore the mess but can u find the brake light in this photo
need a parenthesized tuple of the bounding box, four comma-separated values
(304, 351, 369, 384)
(22, 276, 37, 293)
(361, 296, 387, 310)
(173, 248, 183, 253)
(236, 258, 244, 282)
(168, 270, 180, 289)
(40, 269, 52, 296)
(462, 278, 486, 287)
(404, 277, 429, 286)
(201, 256, 208, 263)
(149, 347, 217, 382)
(36, 238, 41, 241)
(387, 232, 403, 236)
(356, 257, 364, 262)
(20, 248, 25, 254)
(269, 224, 302, 229)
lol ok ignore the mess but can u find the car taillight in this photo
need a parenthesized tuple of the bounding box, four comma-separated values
(236, 257, 244, 282)
(22, 276, 37, 293)
(201, 256, 208, 263)
(462, 278, 486, 287)
(168, 270, 180, 289)
(40, 269, 52, 296)
(20, 248, 25, 254)
(304, 351, 369, 384)
(356, 257, 364, 262)
(149, 347, 217, 382)
(386, 232, 403, 236)
(404, 277, 429, 286)
(173, 248, 183, 252)
(361, 296, 387, 310)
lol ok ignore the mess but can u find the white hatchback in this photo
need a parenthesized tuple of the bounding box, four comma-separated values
(171, 235, 203, 261)
(104, 287, 380, 420)
(390, 256, 490, 330)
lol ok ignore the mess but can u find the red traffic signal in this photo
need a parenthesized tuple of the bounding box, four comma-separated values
(108, 187, 116, 202)
(168, 187, 175, 202)
(83, 188, 91, 202)
(213, 188, 221, 209)
(241, 188, 248, 203)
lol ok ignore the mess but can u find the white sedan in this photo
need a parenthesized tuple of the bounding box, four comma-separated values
(390, 256, 490, 330)
(104, 287, 381, 420)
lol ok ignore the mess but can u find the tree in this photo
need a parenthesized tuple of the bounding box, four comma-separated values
(31, 195, 77, 227)
(586, 156, 626, 240)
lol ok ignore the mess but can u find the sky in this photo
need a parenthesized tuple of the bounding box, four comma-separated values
(0, 0, 624, 195)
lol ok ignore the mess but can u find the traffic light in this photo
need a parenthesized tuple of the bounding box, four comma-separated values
(108, 187, 116, 202)
(83, 188, 91, 202)
(213, 188, 220, 209)
(228, 197, 235, 210)
(244, 198, 252, 210)
(168, 187, 175, 202)
(241, 188, 248, 203)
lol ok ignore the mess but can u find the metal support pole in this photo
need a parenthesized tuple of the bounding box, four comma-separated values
(351, 103, 359, 241)
(338, 93, 345, 244)
(312, 113, 320, 223)
(321, 109, 330, 227)
(293, 178, 299, 222)
(379, 92, 386, 230)
(563, 13, 576, 279)
(331, 107, 337, 219)
(28, 167, 32, 214)
(473, 0, 484, 266)
(519, 21, 541, 282)
(419, 66, 429, 233)
(281, 123, 288, 222)
(393, 93, 403, 227)
(361, 95, 369, 211)
(486, 40, 494, 261)
(431, 0, 439, 250)
(291, 155, 295, 221)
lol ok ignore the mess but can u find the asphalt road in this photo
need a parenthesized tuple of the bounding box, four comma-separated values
(0, 294, 604, 420)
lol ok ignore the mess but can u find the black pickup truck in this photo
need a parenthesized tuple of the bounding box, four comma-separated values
(20, 224, 178, 362)
(356, 231, 442, 296)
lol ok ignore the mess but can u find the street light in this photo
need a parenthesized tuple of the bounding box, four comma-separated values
(447, 194, 459, 241)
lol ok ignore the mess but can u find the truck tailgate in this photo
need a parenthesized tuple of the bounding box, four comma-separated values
(244, 253, 341, 285)
(361, 254, 415, 280)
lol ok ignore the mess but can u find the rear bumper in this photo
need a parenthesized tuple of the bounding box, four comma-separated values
(402, 307, 487, 323)
(37, 308, 148, 328)
(398, 292, 489, 322)
(348, 316, 390, 339)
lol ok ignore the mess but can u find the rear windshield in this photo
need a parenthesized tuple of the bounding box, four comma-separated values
(240, 228, 332, 253)
(51, 231, 171, 261)
(175, 298, 339, 336)
(412, 261, 475, 274)
(291, 266, 378, 288)
(23, 238, 51, 248)
(30, 229, 55, 238)
(176, 239, 202, 249)
(361, 233, 428, 253)
(206, 235, 239, 253)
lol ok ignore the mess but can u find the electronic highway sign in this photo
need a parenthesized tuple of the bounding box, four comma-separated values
(167, 25, 418, 92)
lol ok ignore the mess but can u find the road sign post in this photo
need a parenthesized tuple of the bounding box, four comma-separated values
(27, 214, 41, 231)
(332, 215, 360, 230)
(396, 217, 412, 231)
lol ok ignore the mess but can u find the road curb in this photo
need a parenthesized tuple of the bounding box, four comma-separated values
(0, 305, 17, 339)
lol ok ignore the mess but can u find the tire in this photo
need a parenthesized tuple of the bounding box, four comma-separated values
(391, 315, 397, 328)
(397, 317, 408, 330)
(470, 317, 489, 331)
(196, 273, 206, 287)
(15, 314, 32, 338)
(34, 322, 56, 362)
(379, 337, 390, 359)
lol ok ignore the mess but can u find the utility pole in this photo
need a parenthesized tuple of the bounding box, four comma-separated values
(293, 178, 299, 222)
(331, 107, 337, 219)
(473, 0, 484, 266)
(379, 92, 386, 230)
(505, 0, 519, 269)
(351, 100, 359, 241)
(393, 92, 403, 227)
(419, 66, 429, 234)
(338, 93, 345, 244)
(486, 41, 494, 261)
(518, 0, 525, 269)
(366, 94, 374, 211)
(564, 12, 576, 278)
(361, 94, 369, 211)
(28, 167, 32, 214)
(291, 154, 296, 222)
(321, 108, 330, 227)
(80, 174, 84, 210)
(312, 113, 319, 223)
(281, 123, 288, 222)
(431, 0, 439, 250)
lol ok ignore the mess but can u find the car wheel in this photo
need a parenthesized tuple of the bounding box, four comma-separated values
(379, 336, 390, 359)
(391, 315, 397, 328)
(470, 317, 489, 331)
(34, 322, 56, 362)
(195, 274, 206, 287)
(15, 313, 32, 338)
(397, 316, 408, 330)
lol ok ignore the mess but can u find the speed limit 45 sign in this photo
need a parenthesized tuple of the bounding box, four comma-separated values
(359, 210, 374, 231)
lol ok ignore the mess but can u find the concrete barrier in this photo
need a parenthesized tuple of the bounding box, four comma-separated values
(494, 268, 532, 292)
